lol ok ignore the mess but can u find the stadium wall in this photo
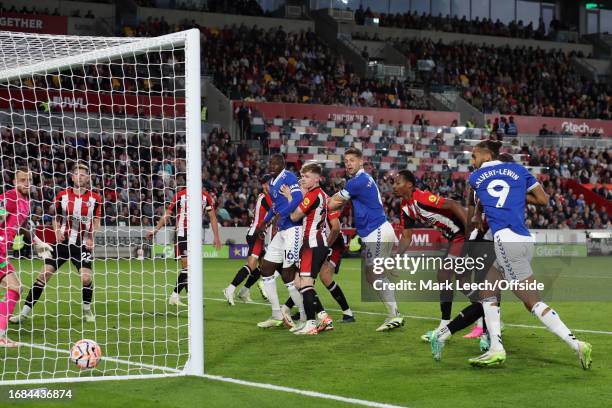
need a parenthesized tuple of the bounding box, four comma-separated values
(484, 114, 612, 138)
(234, 101, 460, 126)
(72, 227, 606, 259)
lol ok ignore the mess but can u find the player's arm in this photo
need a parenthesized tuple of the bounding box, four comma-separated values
(466, 188, 477, 235)
(328, 193, 348, 212)
(0, 195, 6, 225)
(526, 184, 548, 206)
(146, 206, 173, 240)
(327, 216, 341, 247)
(280, 185, 307, 222)
(395, 207, 415, 254)
(329, 176, 362, 211)
(85, 213, 101, 252)
(440, 198, 468, 229)
(21, 220, 52, 259)
(206, 207, 222, 249)
(53, 196, 64, 242)
(274, 183, 303, 218)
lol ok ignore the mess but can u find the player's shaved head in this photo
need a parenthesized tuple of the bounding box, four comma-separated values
(397, 170, 416, 185)
(268, 154, 285, 177)
(393, 170, 416, 198)
(475, 140, 502, 158)
(472, 140, 503, 169)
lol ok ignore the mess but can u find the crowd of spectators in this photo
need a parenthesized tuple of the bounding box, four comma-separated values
(0, 126, 608, 232)
(126, 20, 431, 110)
(136, 0, 265, 16)
(0, 3, 95, 18)
(393, 38, 612, 119)
(354, 6, 576, 42)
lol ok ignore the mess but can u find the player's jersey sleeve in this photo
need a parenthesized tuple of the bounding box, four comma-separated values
(167, 191, 180, 214)
(298, 190, 320, 215)
(339, 174, 366, 200)
(94, 193, 103, 218)
(522, 166, 539, 191)
(400, 202, 415, 229)
(203, 192, 214, 211)
(54, 191, 65, 217)
(0, 192, 7, 216)
(414, 190, 445, 209)
(262, 194, 272, 212)
(328, 210, 341, 220)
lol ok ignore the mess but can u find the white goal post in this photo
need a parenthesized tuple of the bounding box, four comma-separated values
(0, 29, 203, 384)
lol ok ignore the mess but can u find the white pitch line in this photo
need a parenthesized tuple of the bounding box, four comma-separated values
(19, 341, 181, 374)
(13, 340, 409, 407)
(204, 296, 612, 336)
(202, 374, 408, 408)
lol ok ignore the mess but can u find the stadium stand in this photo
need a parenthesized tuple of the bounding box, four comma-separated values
(354, 6, 577, 43)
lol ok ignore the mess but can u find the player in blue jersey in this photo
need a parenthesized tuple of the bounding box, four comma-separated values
(328, 147, 404, 332)
(254, 154, 306, 329)
(463, 140, 592, 369)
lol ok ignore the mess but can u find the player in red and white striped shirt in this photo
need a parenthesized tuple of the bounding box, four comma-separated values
(223, 176, 272, 305)
(281, 163, 332, 335)
(146, 186, 221, 306)
(14, 162, 102, 324)
(392, 169, 468, 341)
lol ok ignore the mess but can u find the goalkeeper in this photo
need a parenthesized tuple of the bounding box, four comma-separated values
(0, 167, 51, 347)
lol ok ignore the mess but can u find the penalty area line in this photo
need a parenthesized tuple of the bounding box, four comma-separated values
(203, 373, 408, 408)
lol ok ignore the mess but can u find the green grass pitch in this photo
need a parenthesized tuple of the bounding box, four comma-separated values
(0, 258, 610, 407)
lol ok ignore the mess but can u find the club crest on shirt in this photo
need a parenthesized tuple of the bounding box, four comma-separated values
(428, 194, 437, 203)
(303, 197, 310, 206)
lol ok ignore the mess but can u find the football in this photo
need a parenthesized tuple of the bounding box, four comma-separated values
(70, 339, 102, 370)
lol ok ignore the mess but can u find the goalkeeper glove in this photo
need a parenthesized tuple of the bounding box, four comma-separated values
(33, 236, 53, 260)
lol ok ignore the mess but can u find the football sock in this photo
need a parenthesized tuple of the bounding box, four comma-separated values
(82, 282, 94, 310)
(326, 280, 350, 312)
(24, 278, 46, 311)
(300, 286, 317, 321)
(173, 269, 188, 294)
(440, 300, 453, 321)
(286, 282, 305, 321)
(314, 292, 324, 314)
(263, 275, 282, 320)
(230, 265, 251, 290)
(376, 277, 399, 317)
(447, 302, 484, 334)
(531, 301, 579, 352)
(244, 267, 261, 288)
(482, 301, 503, 352)
(0, 289, 20, 332)
(284, 297, 295, 309)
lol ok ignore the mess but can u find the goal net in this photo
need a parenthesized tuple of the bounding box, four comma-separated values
(0, 29, 203, 384)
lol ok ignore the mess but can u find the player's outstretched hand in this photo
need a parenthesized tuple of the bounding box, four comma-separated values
(33, 237, 53, 260)
(213, 236, 222, 250)
(85, 237, 95, 252)
(279, 185, 292, 199)
(145, 229, 155, 240)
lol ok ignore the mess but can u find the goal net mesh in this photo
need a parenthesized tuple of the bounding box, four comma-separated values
(0, 30, 193, 382)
